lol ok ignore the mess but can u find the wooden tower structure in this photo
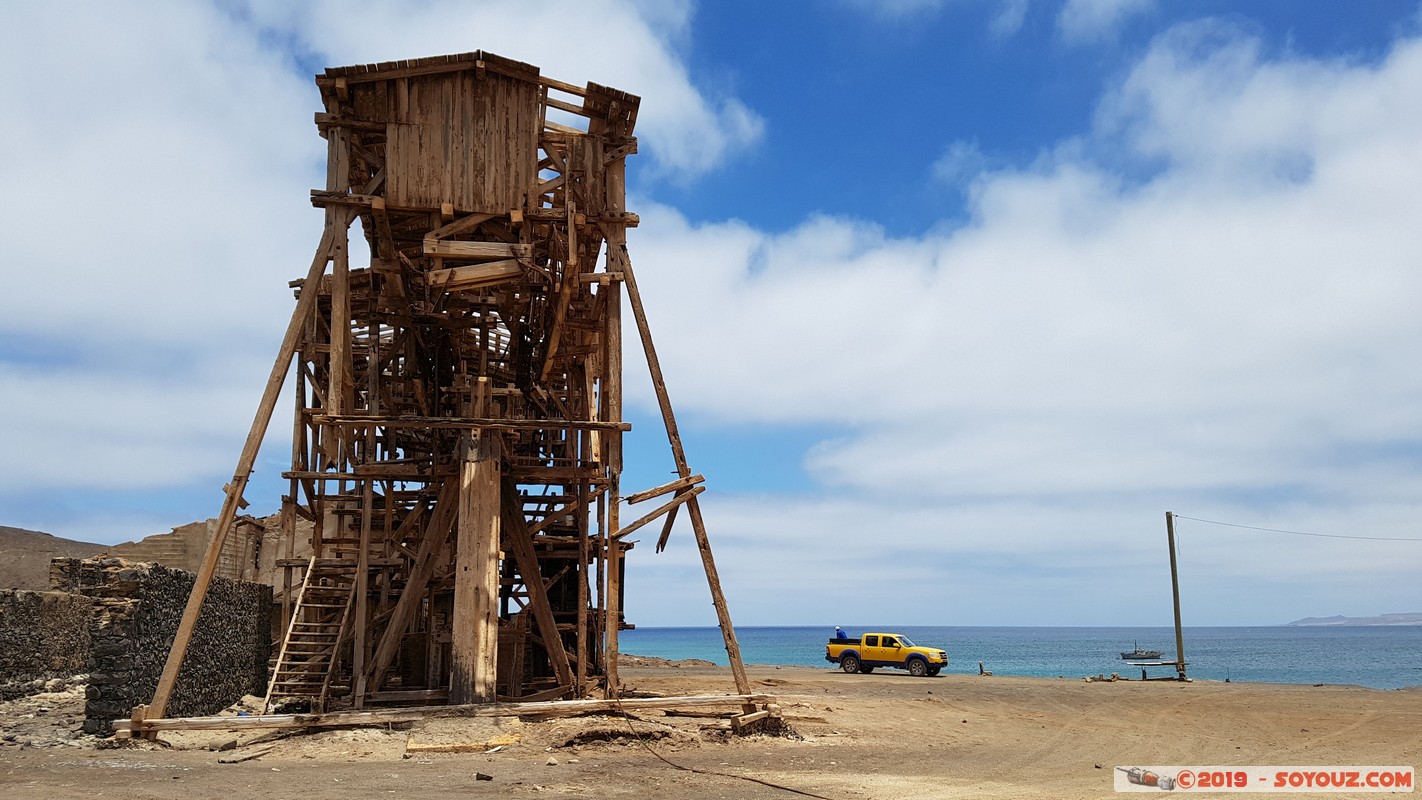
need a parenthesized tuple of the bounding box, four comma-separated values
(146, 51, 751, 718)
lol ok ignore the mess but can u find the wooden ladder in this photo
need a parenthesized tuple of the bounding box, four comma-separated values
(263, 557, 356, 713)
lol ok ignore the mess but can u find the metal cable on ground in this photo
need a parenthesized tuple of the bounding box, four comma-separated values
(612, 698, 839, 800)
(1173, 514, 1422, 542)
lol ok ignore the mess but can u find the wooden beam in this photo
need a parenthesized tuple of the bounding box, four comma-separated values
(522, 495, 584, 538)
(656, 506, 680, 554)
(364, 491, 447, 692)
(624, 473, 704, 505)
(116, 694, 776, 734)
(147, 221, 342, 721)
(426, 212, 495, 241)
(602, 277, 623, 697)
(500, 488, 574, 691)
(309, 189, 382, 208)
(451, 434, 500, 704)
(370, 197, 397, 263)
(609, 233, 752, 699)
(315, 415, 631, 432)
(427, 260, 524, 291)
(421, 240, 527, 260)
(613, 486, 704, 541)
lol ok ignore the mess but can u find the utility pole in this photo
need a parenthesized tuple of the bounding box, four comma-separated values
(1166, 511, 1187, 680)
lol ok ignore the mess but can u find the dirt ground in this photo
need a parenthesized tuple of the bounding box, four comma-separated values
(3, 663, 1419, 799)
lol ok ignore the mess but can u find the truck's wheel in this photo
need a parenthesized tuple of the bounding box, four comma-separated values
(860, 666, 875, 674)
(841, 654, 861, 674)
(908, 658, 928, 677)
(927, 666, 942, 676)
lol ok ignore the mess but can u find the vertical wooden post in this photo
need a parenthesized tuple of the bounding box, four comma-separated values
(575, 476, 589, 693)
(602, 279, 623, 697)
(1166, 511, 1187, 680)
(451, 433, 501, 704)
(352, 478, 373, 708)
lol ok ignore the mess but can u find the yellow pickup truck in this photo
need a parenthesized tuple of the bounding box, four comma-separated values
(825, 632, 948, 677)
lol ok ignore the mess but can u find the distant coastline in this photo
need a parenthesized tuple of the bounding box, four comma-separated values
(1285, 612, 1422, 626)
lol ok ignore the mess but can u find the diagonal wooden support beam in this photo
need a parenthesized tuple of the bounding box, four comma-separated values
(501, 485, 575, 691)
(604, 228, 752, 698)
(149, 219, 343, 720)
(367, 480, 459, 694)
(613, 486, 704, 541)
(624, 473, 704, 505)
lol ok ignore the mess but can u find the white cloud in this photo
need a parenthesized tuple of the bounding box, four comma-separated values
(932, 139, 989, 185)
(841, 0, 950, 17)
(1058, 0, 1155, 43)
(2, 2, 1418, 626)
(621, 21, 1422, 623)
(990, 0, 1030, 38)
(237, 0, 762, 181)
(0, 1, 763, 506)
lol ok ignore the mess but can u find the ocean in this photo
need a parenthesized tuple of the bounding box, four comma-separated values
(619, 625, 1422, 690)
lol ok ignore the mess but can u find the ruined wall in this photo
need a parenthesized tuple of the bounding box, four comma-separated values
(51, 558, 272, 732)
(0, 590, 92, 700)
(102, 515, 312, 588)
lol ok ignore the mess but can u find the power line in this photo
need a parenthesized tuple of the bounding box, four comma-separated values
(1172, 513, 1422, 542)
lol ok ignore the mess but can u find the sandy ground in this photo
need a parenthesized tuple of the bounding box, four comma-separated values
(2, 663, 1419, 799)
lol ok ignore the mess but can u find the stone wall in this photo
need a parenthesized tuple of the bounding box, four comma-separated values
(51, 558, 272, 732)
(102, 514, 313, 588)
(0, 590, 92, 700)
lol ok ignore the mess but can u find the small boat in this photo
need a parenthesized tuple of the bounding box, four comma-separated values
(1120, 641, 1163, 660)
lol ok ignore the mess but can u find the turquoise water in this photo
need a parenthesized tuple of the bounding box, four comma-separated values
(619, 625, 1422, 690)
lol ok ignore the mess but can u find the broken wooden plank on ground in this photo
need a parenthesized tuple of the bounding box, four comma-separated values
(116, 694, 777, 734)
(217, 745, 275, 764)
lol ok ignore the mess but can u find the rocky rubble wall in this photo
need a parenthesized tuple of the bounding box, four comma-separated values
(51, 558, 272, 733)
(0, 590, 92, 700)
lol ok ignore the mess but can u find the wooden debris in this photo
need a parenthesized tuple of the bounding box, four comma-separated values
(217, 745, 274, 764)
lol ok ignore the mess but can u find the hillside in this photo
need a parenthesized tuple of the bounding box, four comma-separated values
(0, 525, 108, 590)
(1286, 612, 1422, 626)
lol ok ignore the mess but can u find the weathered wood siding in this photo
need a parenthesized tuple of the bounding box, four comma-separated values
(358, 71, 538, 213)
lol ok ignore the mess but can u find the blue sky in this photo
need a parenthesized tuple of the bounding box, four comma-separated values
(2, 1, 1420, 627)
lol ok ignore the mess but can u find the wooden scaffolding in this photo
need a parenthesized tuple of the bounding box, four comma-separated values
(144, 51, 751, 720)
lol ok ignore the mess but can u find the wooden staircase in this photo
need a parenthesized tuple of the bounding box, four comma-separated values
(264, 558, 356, 713)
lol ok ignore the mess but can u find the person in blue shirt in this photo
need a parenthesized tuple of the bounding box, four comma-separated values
(835, 626, 848, 639)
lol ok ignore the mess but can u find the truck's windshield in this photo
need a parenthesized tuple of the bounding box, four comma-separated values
(897, 636, 916, 647)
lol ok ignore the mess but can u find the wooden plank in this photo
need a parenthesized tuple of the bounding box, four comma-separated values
(612, 486, 704, 541)
(217, 745, 274, 764)
(731, 709, 771, 730)
(315, 415, 631, 432)
(425, 212, 495, 241)
(656, 506, 679, 553)
(624, 473, 703, 505)
(309, 190, 381, 207)
(366, 689, 450, 704)
(451, 434, 500, 704)
(116, 693, 777, 733)
(421, 240, 526, 260)
(426, 260, 523, 290)
(405, 737, 514, 754)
